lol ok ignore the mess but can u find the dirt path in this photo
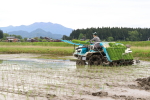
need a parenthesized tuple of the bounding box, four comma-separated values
(0, 54, 150, 100)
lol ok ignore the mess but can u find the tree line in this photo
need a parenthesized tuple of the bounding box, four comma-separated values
(0, 29, 22, 39)
(62, 27, 150, 41)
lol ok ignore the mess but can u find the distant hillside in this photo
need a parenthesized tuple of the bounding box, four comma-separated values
(8, 28, 63, 39)
(0, 22, 73, 37)
(8, 30, 29, 38)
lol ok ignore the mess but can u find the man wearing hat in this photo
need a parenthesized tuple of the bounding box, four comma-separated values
(89, 32, 102, 50)
(90, 32, 101, 43)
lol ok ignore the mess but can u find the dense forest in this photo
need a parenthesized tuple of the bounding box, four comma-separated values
(62, 27, 150, 41)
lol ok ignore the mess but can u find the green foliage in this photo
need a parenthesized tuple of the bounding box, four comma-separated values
(0, 30, 3, 39)
(24, 38, 27, 41)
(107, 37, 114, 41)
(128, 30, 139, 41)
(34, 37, 39, 41)
(72, 39, 90, 45)
(69, 27, 150, 41)
(62, 35, 71, 40)
(15, 35, 22, 39)
(20, 39, 25, 42)
(78, 33, 84, 40)
(3, 33, 9, 38)
(2, 33, 22, 39)
(108, 43, 126, 48)
(42, 39, 47, 42)
(107, 43, 133, 61)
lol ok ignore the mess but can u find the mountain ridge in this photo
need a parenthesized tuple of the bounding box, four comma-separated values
(0, 22, 73, 38)
(8, 28, 63, 39)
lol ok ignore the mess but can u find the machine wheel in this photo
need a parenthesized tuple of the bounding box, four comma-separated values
(129, 60, 134, 65)
(109, 61, 121, 66)
(88, 55, 102, 66)
(109, 62, 114, 66)
(76, 60, 86, 66)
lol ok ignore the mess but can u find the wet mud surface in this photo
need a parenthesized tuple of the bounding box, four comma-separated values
(135, 77, 150, 90)
(0, 54, 150, 100)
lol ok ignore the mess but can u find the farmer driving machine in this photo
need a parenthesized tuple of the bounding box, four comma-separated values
(61, 40, 134, 66)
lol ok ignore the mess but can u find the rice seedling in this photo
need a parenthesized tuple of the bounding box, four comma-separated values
(79, 91, 82, 97)
(0, 56, 150, 99)
(0, 93, 7, 100)
(72, 39, 90, 45)
(71, 88, 75, 96)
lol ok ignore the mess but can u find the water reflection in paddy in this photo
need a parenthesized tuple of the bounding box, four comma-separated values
(0, 59, 76, 70)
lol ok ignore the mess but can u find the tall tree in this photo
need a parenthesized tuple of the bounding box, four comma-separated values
(107, 37, 114, 41)
(0, 30, 3, 39)
(78, 33, 84, 40)
(62, 35, 71, 40)
(128, 30, 139, 41)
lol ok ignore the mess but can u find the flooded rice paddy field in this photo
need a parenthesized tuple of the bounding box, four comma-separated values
(0, 54, 150, 100)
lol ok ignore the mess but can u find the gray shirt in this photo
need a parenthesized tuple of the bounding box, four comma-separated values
(90, 36, 101, 42)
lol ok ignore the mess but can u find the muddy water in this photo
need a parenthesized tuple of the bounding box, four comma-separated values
(0, 54, 150, 100)
(0, 59, 76, 69)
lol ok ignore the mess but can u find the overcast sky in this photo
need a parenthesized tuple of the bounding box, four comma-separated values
(0, 0, 150, 29)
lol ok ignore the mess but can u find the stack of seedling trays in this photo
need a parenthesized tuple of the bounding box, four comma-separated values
(106, 43, 133, 61)
(72, 39, 90, 45)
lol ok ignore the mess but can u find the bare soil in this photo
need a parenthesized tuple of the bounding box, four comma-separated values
(0, 54, 150, 100)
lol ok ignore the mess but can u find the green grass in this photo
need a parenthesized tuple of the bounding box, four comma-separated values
(0, 42, 74, 56)
(0, 42, 73, 46)
(131, 47, 150, 61)
(117, 41, 150, 47)
(0, 46, 74, 55)
(0, 41, 150, 61)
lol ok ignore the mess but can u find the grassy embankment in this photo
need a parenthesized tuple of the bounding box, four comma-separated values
(0, 41, 149, 61)
(0, 42, 74, 59)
